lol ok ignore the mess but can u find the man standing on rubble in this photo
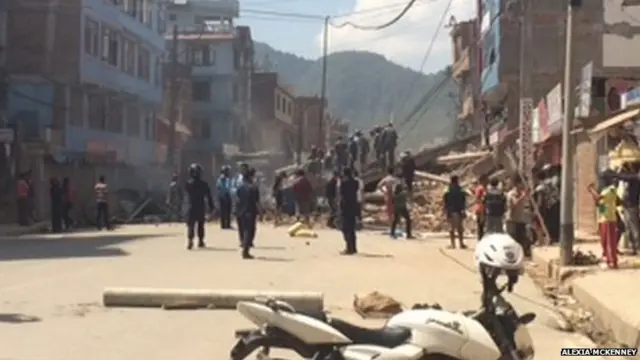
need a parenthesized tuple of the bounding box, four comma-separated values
(340, 167, 360, 255)
(216, 166, 233, 229)
(443, 175, 467, 249)
(372, 126, 384, 169)
(334, 136, 349, 171)
(378, 167, 399, 226)
(184, 163, 214, 250)
(348, 132, 360, 170)
(382, 123, 398, 169)
(358, 131, 370, 171)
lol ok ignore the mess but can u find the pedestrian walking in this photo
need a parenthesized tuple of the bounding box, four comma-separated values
(325, 171, 339, 228)
(61, 177, 74, 230)
(272, 171, 286, 227)
(473, 175, 488, 240)
(443, 175, 467, 249)
(232, 163, 249, 244)
(236, 168, 262, 259)
(184, 163, 214, 250)
(334, 136, 349, 171)
(377, 167, 399, 226)
(400, 151, 416, 195)
(483, 178, 506, 234)
(339, 167, 359, 255)
(216, 166, 233, 229)
(505, 175, 531, 257)
(49, 178, 63, 233)
(292, 168, 313, 225)
(94, 175, 111, 230)
(390, 183, 413, 239)
(354, 170, 364, 228)
(588, 172, 620, 268)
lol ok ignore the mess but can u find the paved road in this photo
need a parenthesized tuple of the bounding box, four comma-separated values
(0, 224, 599, 360)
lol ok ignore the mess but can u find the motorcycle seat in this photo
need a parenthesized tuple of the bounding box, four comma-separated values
(329, 318, 411, 348)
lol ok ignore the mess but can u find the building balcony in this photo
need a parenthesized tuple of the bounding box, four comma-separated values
(452, 47, 470, 81)
(80, 56, 162, 104)
(168, 0, 239, 18)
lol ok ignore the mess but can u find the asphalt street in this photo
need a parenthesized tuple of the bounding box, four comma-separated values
(0, 224, 601, 360)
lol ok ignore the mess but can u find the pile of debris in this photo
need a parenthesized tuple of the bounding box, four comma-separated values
(361, 172, 477, 233)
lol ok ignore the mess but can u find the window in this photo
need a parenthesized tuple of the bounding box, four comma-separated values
(201, 119, 211, 139)
(281, 98, 286, 113)
(144, 110, 154, 140)
(126, 104, 140, 136)
(287, 101, 292, 116)
(232, 83, 238, 103)
(84, 17, 99, 57)
(157, 6, 166, 34)
(275, 94, 280, 110)
(168, 13, 176, 21)
(192, 81, 210, 101)
(88, 94, 106, 130)
(154, 57, 161, 86)
(143, 0, 152, 27)
(189, 45, 214, 66)
(138, 47, 150, 81)
(102, 26, 120, 67)
(107, 98, 124, 133)
(124, 0, 138, 17)
(69, 88, 84, 127)
(123, 38, 136, 75)
(136, 0, 144, 23)
(190, 46, 204, 66)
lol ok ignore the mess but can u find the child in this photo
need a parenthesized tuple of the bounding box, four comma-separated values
(587, 171, 620, 269)
(390, 183, 413, 239)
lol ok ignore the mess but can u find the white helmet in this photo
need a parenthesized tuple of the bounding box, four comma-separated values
(475, 233, 525, 271)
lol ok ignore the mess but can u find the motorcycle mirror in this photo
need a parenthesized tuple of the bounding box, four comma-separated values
(519, 313, 536, 325)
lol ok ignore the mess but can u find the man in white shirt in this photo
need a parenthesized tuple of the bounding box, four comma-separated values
(377, 167, 399, 223)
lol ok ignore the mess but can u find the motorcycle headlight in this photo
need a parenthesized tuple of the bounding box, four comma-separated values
(514, 325, 535, 360)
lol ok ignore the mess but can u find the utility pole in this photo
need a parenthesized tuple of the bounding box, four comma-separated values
(318, 16, 329, 151)
(166, 24, 178, 168)
(559, 0, 579, 265)
(518, 0, 534, 180)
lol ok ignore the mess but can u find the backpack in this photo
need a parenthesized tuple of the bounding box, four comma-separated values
(484, 190, 506, 217)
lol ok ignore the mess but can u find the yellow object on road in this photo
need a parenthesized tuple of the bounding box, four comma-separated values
(293, 228, 318, 238)
(287, 221, 307, 236)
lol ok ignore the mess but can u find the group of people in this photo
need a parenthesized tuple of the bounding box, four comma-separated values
(16, 171, 76, 233)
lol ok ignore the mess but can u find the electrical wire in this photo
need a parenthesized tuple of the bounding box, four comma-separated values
(330, 0, 419, 30)
(240, 8, 325, 20)
(394, 0, 453, 126)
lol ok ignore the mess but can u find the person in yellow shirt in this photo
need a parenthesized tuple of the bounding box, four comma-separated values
(588, 172, 620, 269)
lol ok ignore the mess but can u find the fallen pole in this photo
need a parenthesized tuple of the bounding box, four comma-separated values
(102, 288, 324, 312)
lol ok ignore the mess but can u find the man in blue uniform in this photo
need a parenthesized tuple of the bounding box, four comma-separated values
(216, 165, 233, 229)
(184, 163, 214, 250)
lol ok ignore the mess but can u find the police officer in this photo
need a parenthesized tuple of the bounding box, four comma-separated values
(236, 168, 261, 259)
(216, 165, 233, 229)
(340, 167, 360, 255)
(184, 163, 214, 250)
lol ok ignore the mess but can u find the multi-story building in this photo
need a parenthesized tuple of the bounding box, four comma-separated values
(251, 72, 296, 165)
(295, 96, 329, 153)
(165, 0, 252, 163)
(450, 20, 479, 141)
(158, 62, 192, 169)
(7, 0, 166, 167)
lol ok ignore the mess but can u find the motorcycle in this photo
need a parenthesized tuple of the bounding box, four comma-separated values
(230, 278, 536, 360)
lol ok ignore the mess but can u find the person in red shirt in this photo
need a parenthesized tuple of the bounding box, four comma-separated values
(474, 175, 488, 241)
(292, 169, 313, 225)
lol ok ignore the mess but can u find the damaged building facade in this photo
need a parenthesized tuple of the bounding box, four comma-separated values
(164, 0, 253, 177)
(450, 19, 480, 142)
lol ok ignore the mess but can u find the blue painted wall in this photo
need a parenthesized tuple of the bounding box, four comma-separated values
(7, 82, 54, 139)
(80, 0, 165, 104)
(481, 0, 501, 94)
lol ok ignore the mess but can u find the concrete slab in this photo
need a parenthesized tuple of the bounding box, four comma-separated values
(0, 225, 603, 360)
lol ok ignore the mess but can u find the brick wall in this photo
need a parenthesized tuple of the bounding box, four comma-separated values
(574, 132, 598, 234)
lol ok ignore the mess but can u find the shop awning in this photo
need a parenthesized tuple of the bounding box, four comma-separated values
(589, 107, 640, 136)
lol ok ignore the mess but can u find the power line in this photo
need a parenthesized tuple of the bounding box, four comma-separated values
(397, 70, 452, 132)
(330, 0, 419, 30)
(394, 0, 453, 122)
(240, 8, 325, 20)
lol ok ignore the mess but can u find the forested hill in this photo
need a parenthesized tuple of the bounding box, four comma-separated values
(254, 42, 459, 150)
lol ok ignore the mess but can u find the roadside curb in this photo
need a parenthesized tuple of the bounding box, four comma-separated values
(531, 251, 640, 349)
(0, 222, 48, 237)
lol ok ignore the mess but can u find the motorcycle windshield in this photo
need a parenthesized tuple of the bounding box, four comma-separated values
(514, 324, 534, 360)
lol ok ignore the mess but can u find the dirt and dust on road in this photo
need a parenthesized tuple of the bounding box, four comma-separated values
(0, 224, 604, 360)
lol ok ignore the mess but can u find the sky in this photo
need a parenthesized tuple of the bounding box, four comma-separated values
(237, 0, 476, 74)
